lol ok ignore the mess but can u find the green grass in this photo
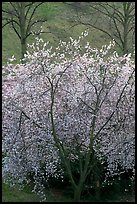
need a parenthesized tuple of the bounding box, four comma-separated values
(2, 182, 73, 202)
(2, 2, 112, 65)
(3, 2, 134, 65)
(2, 182, 40, 202)
(2, 181, 135, 202)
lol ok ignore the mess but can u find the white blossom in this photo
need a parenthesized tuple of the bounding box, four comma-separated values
(2, 31, 135, 200)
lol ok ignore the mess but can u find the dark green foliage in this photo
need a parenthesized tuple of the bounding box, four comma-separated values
(44, 155, 135, 202)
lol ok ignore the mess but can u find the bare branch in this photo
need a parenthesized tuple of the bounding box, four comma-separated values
(95, 69, 135, 138)
(11, 21, 21, 39)
(26, 2, 44, 36)
(10, 2, 20, 17)
(25, 2, 35, 18)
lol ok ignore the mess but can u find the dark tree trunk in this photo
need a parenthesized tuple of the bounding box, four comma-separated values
(21, 39, 27, 60)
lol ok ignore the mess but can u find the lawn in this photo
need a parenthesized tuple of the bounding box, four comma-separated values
(2, 182, 135, 202)
(2, 182, 73, 202)
(2, 2, 112, 65)
(2, 182, 40, 202)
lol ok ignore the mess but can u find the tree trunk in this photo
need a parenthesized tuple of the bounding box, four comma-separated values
(73, 175, 86, 202)
(21, 39, 27, 60)
(123, 2, 129, 54)
(74, 186, 82, 202)
(20, 2, 26, 61)
(123, 22, 128, 54)
(95, 180, 100, 200)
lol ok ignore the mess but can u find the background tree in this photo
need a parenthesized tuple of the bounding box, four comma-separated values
(2, 2, 47, 60)
(64, 2, 135, 54)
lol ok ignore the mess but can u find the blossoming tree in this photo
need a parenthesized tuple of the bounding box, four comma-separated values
(2, 31, 135, 201)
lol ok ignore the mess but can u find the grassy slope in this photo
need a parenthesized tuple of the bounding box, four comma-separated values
(2, 182, 73, 202)
(2, 183, 40, 202)
(2, 2, 110, 65)
(2, 182, 135, 202)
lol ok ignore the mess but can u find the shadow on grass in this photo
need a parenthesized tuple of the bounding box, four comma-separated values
(2, 182, 40, 202)
(2, 182, 135, 202)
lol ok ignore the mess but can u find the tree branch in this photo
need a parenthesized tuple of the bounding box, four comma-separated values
(11, 21, 21, 39)
(26, 2, 44, 36)
(95, 69, 135, 138)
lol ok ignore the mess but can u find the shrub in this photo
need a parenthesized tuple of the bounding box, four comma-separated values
(2, 31, 135, 201)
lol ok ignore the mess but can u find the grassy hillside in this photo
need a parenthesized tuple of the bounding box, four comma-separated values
(2, 182, 40, 202)
(2, 182, 73, 202)
(2, 181, 135, 202)
(2, 2, 111, 65)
